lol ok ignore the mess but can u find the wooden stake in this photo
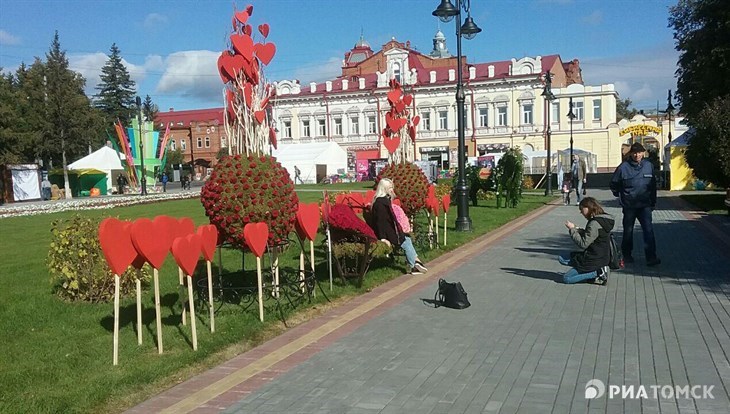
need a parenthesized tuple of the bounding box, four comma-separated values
(136, 276, 142, 345)
(256, 256, 264, 322)
(435, 213, 439, 245)
(113, 274, 120, 366)
(444, 213, 448, 246)
(207, 260, 214, 333)
(273, 249, 280, 299)
(310, 240, 316, 298)
(299, 249, 305, 293)
(179, 267, 186, 326)
(186, 274, 198, 350)
(153, 268, 163, 354)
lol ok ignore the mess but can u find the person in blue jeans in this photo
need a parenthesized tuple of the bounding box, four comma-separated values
(370, 178, 428, 275)
(609, 142, 660, 266)
(559, 197, 614, 285)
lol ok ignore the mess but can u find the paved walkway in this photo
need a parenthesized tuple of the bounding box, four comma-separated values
(128, 190, 730, 414)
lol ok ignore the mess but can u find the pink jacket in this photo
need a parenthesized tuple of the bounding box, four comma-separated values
(391, 203, 411, 234)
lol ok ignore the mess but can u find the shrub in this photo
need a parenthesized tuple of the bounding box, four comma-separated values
(47, 215, 150, 303)
(522, 175, 534, 190)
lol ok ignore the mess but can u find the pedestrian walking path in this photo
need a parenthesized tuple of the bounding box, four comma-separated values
(128, 190, 730, 414)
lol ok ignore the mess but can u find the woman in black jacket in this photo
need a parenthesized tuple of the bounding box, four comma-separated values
(558, 197, 614, 285)
(370, 178, 428, 275)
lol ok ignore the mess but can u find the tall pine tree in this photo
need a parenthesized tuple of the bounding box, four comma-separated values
(142, 94, 158, 122)
(94, 43, 136, 125)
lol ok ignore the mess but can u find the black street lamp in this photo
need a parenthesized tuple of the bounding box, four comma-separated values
(541, 71, 555, 196)
(567, 97, 576, 170)
(136, 96, 147, 195)
(432, 0, 481, 232)
(664, 89, 675, 144)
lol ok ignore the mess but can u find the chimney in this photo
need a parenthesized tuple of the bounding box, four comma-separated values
(430, 70, 436, 84)
(488, 65, 495, 77)
(169, 108, 174, 112)
(310, 82, 317, 93)
(359, 77, 365, 89)
(342, 79, 349, 90)
(448, 69, 455, 81)
(469, 66, 476, 80)
(326, 81, 332, 92)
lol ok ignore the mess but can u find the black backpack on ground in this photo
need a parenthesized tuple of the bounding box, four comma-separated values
(435, 278, 471, 309)
(608, 233, 623, 270)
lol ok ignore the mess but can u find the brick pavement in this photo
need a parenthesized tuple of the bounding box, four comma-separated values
(128, 190, 730, 414)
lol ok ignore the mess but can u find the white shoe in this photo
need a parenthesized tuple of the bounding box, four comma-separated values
(414, 261, 428, 273)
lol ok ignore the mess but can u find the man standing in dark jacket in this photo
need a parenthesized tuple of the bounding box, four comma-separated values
(610, 142, 660, 266)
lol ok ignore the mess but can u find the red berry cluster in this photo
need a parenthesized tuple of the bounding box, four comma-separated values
(327, 204, 377, 242)
(200, 154, 299, 249)
(375, 162, 429, 217)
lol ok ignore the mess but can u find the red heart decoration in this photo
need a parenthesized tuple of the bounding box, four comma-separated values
(254, 110, 265, 124)
(364, 190, 375, 206)
(412, 115, 420, 127)
(99, 218, 136, 276)
(258, 23, 270, 38)
(243, 83, 254, 109)
(172, 234, 202, 276)
(243, 222, 269, 257)
(335, 193, 347, 205)
(403, 94, 413, 106)
(383, 135, 401, 154)
(348, 192, 365, 208)
(269, 127, 278, 149)
(427, 184, 436, 200)
(177, 218, 196, 239)
(197, 224, 218, 262)
(428, 197, 440, 216)
(394, 101, 406, 114)
(442, 194, 451, 213)
(234, 10, 249, 25)
(245, 4, 253, 15)
(217, 52, 235, 83)
(152, 215, 177, 252)
(130, 218, 170, 269)
(385, 112, 407, 131)
(254, 42, 276, 66)
(296, 203, 320, 241)
(231, 34, 254, 62)
(387, 88, 401, 105)
(243, 24, 252, 36)
(231, 16, 238, 32)
(408, 125, 416, 142)
(230, 54, 247, 79)
(392, 198, 402, 207)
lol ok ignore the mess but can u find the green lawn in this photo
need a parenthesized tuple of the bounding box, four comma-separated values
(0, 190, 552, 413)
(680, 192, 729, 215)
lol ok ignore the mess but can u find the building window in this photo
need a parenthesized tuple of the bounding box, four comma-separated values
(593, 99, 602, 120)
(421, 112, 431, 130)
(350, 116, 359, 135)
(367, 116, 376, 134)
(181, 139, 186, 150)
(205, 136, 210, 148)
(438, 110, 448, 130)
(521, 103, 533, 125)
(283, 120, 291, 138)
(393, 62, 401, 83)
(197, 137, 203, 148)
(302, 120, 310, 137)
(317, 119, 326, 136)
(574, 101, 584, 121)
(497, 106, 508, 126)
(551, 101, 560, 123)
(334, 118, 342, 135)
(220, 136, 226, 148)
(478, 108, 488, 127)
(171, 139, 176, 151)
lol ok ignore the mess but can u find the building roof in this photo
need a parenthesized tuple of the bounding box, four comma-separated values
(155, 107, 224, 129)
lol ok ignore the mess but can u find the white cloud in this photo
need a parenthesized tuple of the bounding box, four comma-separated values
(69, 52, 162, 95)
(155, 50, 221, 104)
(581, 10, 603, 25)
(291, 56, 342, 84)
(143, 13, 168, 30)
(0, 29, 21, 45)
(580, 45, 679, 109)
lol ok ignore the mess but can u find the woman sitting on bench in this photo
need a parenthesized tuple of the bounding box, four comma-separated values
(370, 178, 428, 275)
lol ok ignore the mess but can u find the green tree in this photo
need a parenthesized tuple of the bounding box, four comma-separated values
(12, 61, 50, 164)
(669, 0, 730, 120)
(141, 94, 158, 122)
(94, 43, 136, 125)
(616, 97, 638, 121)
(684, 96, 730, 188)
(165, 148, 184, 172)
(0, 70, 23, 163)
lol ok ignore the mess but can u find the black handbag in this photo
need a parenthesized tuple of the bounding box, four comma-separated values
(435, 278, 471, 309)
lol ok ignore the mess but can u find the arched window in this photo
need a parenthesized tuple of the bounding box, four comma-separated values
(196, 137, 203, 148)
(205, 136, 210, 148)
(393, 62, 401, 83)
(171, 139, 176, 151)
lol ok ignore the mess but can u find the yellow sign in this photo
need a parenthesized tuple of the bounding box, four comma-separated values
(619, 124, 662, 136)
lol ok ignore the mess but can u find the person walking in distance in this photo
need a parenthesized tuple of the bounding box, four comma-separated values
(161, 172, 169, 192)
(610, 142, 660, 266)
(294, 165, 303, 185)
(116, 173, 127, 195)
(571, 154, 587, 204)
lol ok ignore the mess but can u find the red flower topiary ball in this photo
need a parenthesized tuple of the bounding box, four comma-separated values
(375, 162, 429, 217)
(201, 154, 299, 250)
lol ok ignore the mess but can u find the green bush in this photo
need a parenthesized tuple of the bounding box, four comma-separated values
(47, 215, 151, 303)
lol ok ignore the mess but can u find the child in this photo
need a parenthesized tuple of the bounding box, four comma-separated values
(558, 197, 614, 285)
(561, 177, 572, 206)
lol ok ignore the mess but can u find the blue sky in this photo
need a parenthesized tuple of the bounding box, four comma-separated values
(0, 0, 679, 113)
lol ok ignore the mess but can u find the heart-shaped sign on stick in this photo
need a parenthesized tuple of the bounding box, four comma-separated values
(197, 225, 219, 262)
(296, 203, 320, 241)
(403, 94, 413, 106)
(153, 215, 176, 251)
(177, 218, 196, 239)
(258, 23, 270, 38)
(234, 10, 249, 25)
(243, 222, 269, 258)
(383, 135, 401, 154)
(412, 115, 421, 127)
(254, 43, 276, 66)
(254, 110, 266, 124)
(231, 34, 254, 62)
(99, 218, 136, 276)
(130, 218, 171, 269)
(442, 194, 452, 213)
(387, 88, 402, 105)
(172, 234, 202, 277)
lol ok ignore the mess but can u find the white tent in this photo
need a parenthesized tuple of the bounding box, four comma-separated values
(69, 146, 124, 193)
(272, 142, 348, 184)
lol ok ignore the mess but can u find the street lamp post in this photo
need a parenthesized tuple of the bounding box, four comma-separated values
(541, 71, 555, 196)
(567, 97, 576, 171)
(136, 96, 147, 196)
(432, 0, 481, 232)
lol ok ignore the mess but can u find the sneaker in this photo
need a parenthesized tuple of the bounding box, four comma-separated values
(414, 261, 428, 273)
(410, 267, 423, 275)
(647, 257, 662, 267)
(595, 266, 610, 286)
